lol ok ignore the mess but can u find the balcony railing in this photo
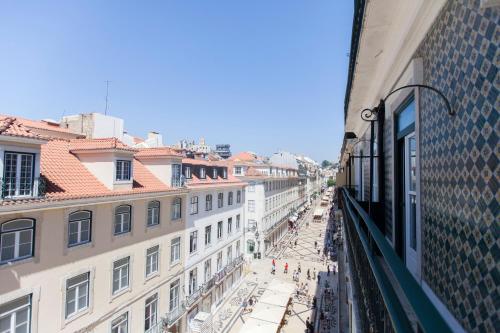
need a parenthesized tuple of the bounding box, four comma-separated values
(186, 286, 203, 308)
(165, 301, 186, 326)
(145, 319, 168, 333)
(203, 276, 215, 294)
(340, 187, 452, 333)
(1, 177, 46, 200)
(215, 254, 244, 284)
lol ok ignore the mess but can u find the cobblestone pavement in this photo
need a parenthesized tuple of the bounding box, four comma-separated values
(225, 199, 341, 333)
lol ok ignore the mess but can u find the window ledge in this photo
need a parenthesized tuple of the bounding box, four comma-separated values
(0, 256, 35, 268)
(145, 272, 160, 283)
(111, 287, 131, 301)
(170, 261, 181, 269)
(146, 223, 161, 231)
(67, 241, 92, 251)
(113, 231, 131, 238)
(64, 307, 90, 326)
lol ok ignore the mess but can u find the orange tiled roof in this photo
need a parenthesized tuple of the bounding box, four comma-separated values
(0, 116, 46, 140)
(69, 138, 138, 153)
(39, 139, 173, 201)
(182, 158, 214, 166)
(7, 115, 80, 135)
(136, 147, 182, 158)
(229, 151, 258, 162)
(186, 173, 246, 187)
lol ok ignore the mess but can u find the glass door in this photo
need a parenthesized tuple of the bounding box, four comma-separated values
(404, 133, 418, 277)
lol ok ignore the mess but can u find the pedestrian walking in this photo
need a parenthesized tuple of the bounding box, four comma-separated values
(314, 240, 317, 248)
(317, 248, 320, 255)
(307, 269, 311, 280)
(313, 268, 316, 280)
(284, 262, 289, 274)
(306, 317, 311, 332)
(298, 262, 301, 273)
(272, 258, 276, 267)
(327, 265, 330, 276)
(318, 273, 321, 284)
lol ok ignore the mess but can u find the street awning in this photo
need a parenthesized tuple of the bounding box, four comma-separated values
(313, 208, 325, 217)
(238, 318, 279, 333)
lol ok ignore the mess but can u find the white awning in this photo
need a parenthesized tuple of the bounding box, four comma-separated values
(249, 303, 285, 324)
(238, 318, 279, 333)
(313, 208, 325, 217)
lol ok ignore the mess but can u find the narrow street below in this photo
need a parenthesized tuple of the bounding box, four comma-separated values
(222, 198, 346, 333)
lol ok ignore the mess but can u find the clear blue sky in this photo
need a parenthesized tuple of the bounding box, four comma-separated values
(0, 1, 352, 162)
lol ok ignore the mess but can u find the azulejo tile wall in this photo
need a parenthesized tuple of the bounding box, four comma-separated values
(415, 0, 498, 331)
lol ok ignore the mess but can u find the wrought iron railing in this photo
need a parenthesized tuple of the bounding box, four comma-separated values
(145, 319, 168, 333)
(1, 176, 46, 200)
(165, 301, 186, 326)
(186, 286, 203, 307)
(203, 276, 215, 294)
(340, 187, 452, 333)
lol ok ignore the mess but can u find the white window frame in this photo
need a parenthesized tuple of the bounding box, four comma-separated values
(217, 193, 223, 208)
(169, 280, 180, 311)
(144, 293, 158, 331)
(189, 231, 198, 254)
(0, 218, 35, 264)
(205, 225, 212, 246)
(227, 218, 232, 235)
(217, 251, 223, 271)
(248, 200, 255, 212)
(145, 245, 159, 278)
(199, 167, 206, 179)
(236, 190, 241, 203)
(170, 237, 181, 264)
(190, 196, 199, 215)
(204, 259, 211, 282)
(171, 198, 182, 220)
(0, 294, 31, 333)
(217, 221, 223, 240)
(2, 152, 35, 198)
(205, 194, 212, 211)
(184, 166, 192, 179)
(65, 272, 90, 319)
(68, 211, 91, 247)
(114, 205, 131, 235)
(147, 201, 160, 227)
(228, 192, 233, 205)
(115, 160, 132, 181)
(111, 311, 128, 333)
(188, 268, 198, 294)
(112, 257, 130, 295)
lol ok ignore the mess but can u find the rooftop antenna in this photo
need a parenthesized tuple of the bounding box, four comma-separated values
(104, 80, 111, 115)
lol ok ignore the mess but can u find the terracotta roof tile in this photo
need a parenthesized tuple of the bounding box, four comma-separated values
(136, 147, 182, 158)
(69, 138, 138, 153)
(0, 139, 177, 205)
(0, 116, 46, 140)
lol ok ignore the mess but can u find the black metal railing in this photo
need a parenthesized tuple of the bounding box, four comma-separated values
(1, 177, 46, 200)
(340, 187, 452, 333)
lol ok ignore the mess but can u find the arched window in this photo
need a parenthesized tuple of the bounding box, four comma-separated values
(147, 201, 160, 227)
(114, 205, 131, 235)
(0, 218, 35, 263)
(171, 198, 182, 220)
(68, 210, 91, 247)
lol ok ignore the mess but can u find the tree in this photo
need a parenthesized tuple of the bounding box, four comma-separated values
(321, 160, 332, 168)
(327, 177, 336, 187)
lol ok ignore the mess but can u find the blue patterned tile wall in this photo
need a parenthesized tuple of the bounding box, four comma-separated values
(416, 1, 498, 331)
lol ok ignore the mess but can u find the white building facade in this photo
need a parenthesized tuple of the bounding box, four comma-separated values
(181, 159, 246, 332)
(227, 155, 299, 257)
